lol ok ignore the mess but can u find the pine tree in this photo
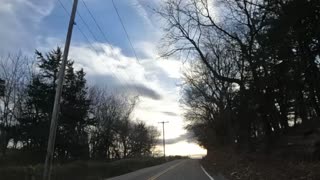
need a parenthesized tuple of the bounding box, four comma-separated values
(18, 47, 91, 160)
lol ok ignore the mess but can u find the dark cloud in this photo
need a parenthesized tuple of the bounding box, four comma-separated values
(125, 84, 162, 100)
(86, 74, 162, 100)
(162, 111, 178, 116)
(87, 74, 119, 87)
(157, 132, 195, 145)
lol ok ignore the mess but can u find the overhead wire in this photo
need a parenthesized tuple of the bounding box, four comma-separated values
(56, 0, 134, 94)
(111, 0, 140, 63)
(80, 0, 112, 46)
(78, 0, 142, 96)
(76, 12, 101, 44)
(56, 0, 96, 51)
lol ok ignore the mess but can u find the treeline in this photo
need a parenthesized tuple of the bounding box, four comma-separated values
(0, 48, 159, 162)
(159, 0, 320, 154)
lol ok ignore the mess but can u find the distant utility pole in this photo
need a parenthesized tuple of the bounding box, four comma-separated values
(158, 121, 169, 159)
(43, 0, 78, 180)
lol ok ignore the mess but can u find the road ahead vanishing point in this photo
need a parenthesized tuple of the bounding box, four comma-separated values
(107, 159, 226, 180)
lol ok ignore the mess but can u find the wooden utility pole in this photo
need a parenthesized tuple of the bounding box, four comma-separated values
(43, 0, 78, 180)
(158, 121, 169, 159)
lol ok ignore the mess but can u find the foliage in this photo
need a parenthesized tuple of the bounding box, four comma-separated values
(0, 47, 159, 163)
(15, 48, 92, 161)
(89, 88, 159, 159)
(202, 149, 320, 180)
(159, 0, 320, 154)
(0, 156, 182, 180)
(0, 53, 31, 155)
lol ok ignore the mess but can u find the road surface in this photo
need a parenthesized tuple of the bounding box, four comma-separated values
(106, 159, 226, 180)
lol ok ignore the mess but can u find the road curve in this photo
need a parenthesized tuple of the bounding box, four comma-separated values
(106, 159, 225, 180)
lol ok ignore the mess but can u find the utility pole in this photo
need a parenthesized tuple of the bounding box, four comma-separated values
(43, 0, 78, 180)
(158, 121, 169, 159)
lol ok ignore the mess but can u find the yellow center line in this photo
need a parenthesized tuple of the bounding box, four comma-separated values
(147, 160, 186, 180)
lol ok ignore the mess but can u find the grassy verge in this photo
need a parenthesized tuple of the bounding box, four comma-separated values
(202, 149, 320, 180)
(0, 156, 184, 180)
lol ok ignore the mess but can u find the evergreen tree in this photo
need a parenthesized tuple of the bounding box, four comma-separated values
(18, 48, 62, 152)
(18, 48, 92, 160)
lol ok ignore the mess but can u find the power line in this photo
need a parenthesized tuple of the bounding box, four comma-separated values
(77, 0, 141, 95)
(60, 0, 102, 47)
(76, 12, 101, 43)
(80, 0, 112, 46)
(56, 0, 138, 95)
(57, 0, 69, 14)
(56, 0, 129, 91)
(111, 0, 140, 63)
(56, 0, 98, 55)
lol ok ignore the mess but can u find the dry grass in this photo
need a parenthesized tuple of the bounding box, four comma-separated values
(202, 148, 320, 180)
(0, 156, 185, 180)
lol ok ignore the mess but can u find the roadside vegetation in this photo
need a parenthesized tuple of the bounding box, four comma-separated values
(0, 155, 185, 180)
(158, 0, 320, 179)
(0, 48, 161, 179)
(202, 149, 320, 180)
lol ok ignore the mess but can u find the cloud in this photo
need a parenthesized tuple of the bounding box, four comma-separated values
(125, 84, 162, 100)
(66, 43, 167, 100)
(64, 42, 188, 141)
(133, 0, 162, 28)
(66, 43, 189, 143)
(0, 0, 55, 54)
(0, 0, 207, 155)
(86, 76, 162, 100)
(132, 0, 154, 27)
(157, 132, 195, 145)
(162, 111, 178, 116)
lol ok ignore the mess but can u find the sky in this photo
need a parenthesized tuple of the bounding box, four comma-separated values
(0, 0, 207, 156)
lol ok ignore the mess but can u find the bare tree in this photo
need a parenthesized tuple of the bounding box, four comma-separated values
(0, 53, 32, 155)
(158, 0, 282, 151)
(89, 86, 159, 159)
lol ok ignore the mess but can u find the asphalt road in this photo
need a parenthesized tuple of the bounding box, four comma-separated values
(106, 159, 226, 180)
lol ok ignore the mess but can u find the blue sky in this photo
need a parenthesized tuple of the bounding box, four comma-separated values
(42, 0, 160, 57)
(0, 0, 206, 156)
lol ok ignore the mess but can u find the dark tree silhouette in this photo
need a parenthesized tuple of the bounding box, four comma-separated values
(159, 0, 320, 156)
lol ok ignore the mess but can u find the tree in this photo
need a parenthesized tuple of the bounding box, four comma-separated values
(56, 63, 92, 160)
(0, 53, 31, 155)
(127, 121, 159, 157)
(17, 48, 92, 160)
(159, 0, 320, 154)
(182, 61, 236, 147)
(89, 87, 159, 159)
(89, 89, 127, 160)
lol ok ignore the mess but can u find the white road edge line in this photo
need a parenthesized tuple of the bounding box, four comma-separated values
(201, 165, 214, 180)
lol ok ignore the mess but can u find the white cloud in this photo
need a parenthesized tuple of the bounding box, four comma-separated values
(0, 0, 55, 54)
(0, 2, 13, 13)
(133, 0, 161, 28)
(69, 43, 156, 89)
(0, 0, 207, 155)
(155, 141, 207, 156)
(66, 42, 189, 141)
